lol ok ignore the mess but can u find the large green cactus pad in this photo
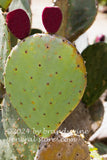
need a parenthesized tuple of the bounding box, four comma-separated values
(0, 9, 11, 84)
(82, 43, 107, 106)
(2, 95, 39, 160)
(4, 34, 86, 138)
(0, 0, 12, 11)
(53, 0, 97, 42)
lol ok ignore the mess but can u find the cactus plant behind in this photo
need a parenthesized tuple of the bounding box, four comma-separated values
(82, 43, 107, 106)
(53, 0, 97, 41)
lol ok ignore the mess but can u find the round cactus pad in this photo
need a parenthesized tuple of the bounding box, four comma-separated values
(5, 34, 86, 138)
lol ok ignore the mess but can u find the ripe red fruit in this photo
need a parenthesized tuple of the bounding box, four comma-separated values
(6, 9, 30, 40)
(42, 7, 62, 34)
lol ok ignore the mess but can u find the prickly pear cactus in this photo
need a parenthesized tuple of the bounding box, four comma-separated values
(9, 0, 32, 22)
(35, 131, 90, 160)
(0, 9, 11, 84)
(2, 95, 40, 160)
(53, 0, 97, 42)
(4, 34, 87, 138)
(82, 43, 107, 106)
(0, 0, 12, 11)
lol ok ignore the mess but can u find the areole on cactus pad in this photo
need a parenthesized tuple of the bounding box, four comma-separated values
(4, 34, 87, 138)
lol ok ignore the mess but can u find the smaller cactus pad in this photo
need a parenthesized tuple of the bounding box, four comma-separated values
(4, 34, 86, 138)
(82, 43, 107, 106)
(6, 9, 30, 40)
(35, 132, 90, 160)
(0, 0, 12, 11)
(53, 0, 97, 41)
(0, 9, 11, 84)
(42, 7, 62, 34)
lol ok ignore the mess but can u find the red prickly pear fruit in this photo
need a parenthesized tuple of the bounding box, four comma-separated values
(95, 34, 105, 43)
(6, 9, 30, 40)
(42, 7, 62, 34)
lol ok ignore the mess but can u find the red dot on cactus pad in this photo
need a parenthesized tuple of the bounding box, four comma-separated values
(42, 7, 62, 34)
(6, 9, 30, 40)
